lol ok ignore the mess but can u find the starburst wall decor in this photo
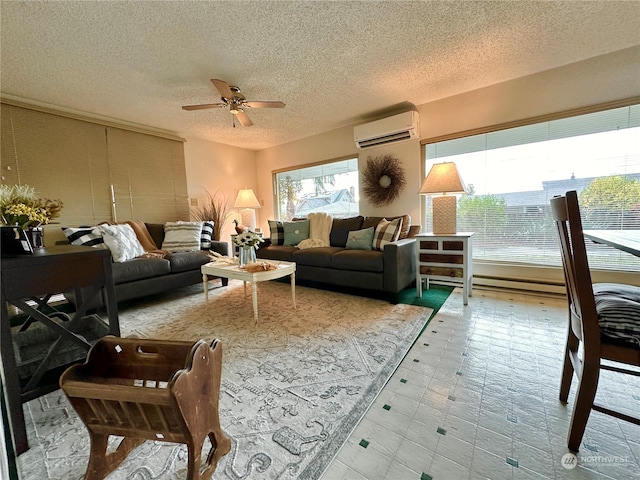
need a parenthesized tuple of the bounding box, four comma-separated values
(361, 154, 406, 206)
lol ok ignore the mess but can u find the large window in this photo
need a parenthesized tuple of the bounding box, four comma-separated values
(274, 158, 359, 220)
(424, 104, 640, 272)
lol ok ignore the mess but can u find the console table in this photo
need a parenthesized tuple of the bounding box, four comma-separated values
(415, 232, 474, 305)
(1, 245, 119, 455)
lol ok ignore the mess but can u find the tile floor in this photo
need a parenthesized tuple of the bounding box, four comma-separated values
(320, 287, 640, 480)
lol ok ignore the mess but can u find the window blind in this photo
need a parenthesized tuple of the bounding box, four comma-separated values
(424, 104, 640, 272)
(1, 104, 190, 234)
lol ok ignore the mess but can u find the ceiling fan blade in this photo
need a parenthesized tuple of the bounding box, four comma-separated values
(236, 109, 253, 127)
(182, 103, 226, 110)
(211, 79, 234, 99)
(244, 101, 286, 109)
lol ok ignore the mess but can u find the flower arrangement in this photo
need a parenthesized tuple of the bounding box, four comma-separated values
(233, 230, 264, 249)
(0, 184, 63, 229)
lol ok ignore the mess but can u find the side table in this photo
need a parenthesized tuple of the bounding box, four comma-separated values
(415, 232, 474, 305)
(1, 245, 119, 455)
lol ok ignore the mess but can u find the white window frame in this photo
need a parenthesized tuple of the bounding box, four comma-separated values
(273, 157, 359, 221)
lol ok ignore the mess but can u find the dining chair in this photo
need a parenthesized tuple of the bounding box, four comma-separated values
(550, 190, 640, 452)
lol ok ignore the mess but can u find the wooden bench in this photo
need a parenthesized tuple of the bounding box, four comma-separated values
(60, 336, 230, 480)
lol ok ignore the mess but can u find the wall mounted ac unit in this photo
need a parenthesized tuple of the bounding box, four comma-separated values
(354, 110, 419, 149)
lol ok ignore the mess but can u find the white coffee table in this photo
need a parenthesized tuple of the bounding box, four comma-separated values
(201, 260, 296, 325)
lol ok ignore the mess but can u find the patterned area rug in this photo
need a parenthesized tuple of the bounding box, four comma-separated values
(17, 280, 433, 480)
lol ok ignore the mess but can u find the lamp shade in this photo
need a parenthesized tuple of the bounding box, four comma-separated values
(418, 162, 467, 195)
(233, 189, 261, 209)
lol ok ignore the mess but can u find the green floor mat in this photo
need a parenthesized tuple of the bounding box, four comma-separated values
(397, 284, 454, 319)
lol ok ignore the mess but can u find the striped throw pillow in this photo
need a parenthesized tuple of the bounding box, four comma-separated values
(162, 221, 203, 252)
(62, 226, 106, 248)
(200, 221, 214, 249)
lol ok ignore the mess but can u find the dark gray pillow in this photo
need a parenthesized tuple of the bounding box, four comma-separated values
(330, 216, 364, 247)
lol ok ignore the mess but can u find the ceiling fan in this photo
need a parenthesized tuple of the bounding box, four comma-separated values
(182, 79, 285, 127)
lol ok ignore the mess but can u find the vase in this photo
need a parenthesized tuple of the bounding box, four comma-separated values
(26, 226, 45, 249)
(238, 246, 256, 267)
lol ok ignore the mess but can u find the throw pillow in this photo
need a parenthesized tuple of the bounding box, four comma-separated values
(345, 226, 374, 250)
(362, 215, 411, 240)
(200, 220, 214, 249)
(268, 220, 285, 246)
(283, 220, 310, 246)
(162, 221, 203, 252)
(329, 215, 365, 247)
(62, 226, 106, 248)
(94, 224, 144, 262)
(373, 217, 403, 250)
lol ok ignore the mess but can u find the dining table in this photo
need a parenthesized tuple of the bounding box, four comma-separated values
(583, 230, 640, 257)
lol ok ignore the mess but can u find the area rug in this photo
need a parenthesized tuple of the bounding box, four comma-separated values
(17, 280, 433, 480)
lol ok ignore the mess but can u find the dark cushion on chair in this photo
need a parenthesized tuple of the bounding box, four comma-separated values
(593, 283, 640, 346)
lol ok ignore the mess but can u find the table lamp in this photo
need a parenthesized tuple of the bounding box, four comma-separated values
(233, 188, 261, 230)
(418, 162, 467, 234)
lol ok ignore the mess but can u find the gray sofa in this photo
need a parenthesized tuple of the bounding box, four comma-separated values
(64, 223, 228, 308)
(256, 215, 417, 302)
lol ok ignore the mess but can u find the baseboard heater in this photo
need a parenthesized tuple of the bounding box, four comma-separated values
(427, 275, 566, 296)
(472, 275, 566, 296)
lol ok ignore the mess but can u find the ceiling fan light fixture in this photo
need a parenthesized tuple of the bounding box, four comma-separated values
(183, 78, 284, 127)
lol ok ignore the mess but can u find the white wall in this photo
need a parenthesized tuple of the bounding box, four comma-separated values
(356, 139, 422, 223)
(183, 137, 257, 247)
(417, 46, 640, 139)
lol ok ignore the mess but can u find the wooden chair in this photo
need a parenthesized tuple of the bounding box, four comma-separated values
(550, 190, 640, 452)
(60, 336, 231, 479)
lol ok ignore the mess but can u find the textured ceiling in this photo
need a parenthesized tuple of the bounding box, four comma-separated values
(1, 1, 639, 150)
